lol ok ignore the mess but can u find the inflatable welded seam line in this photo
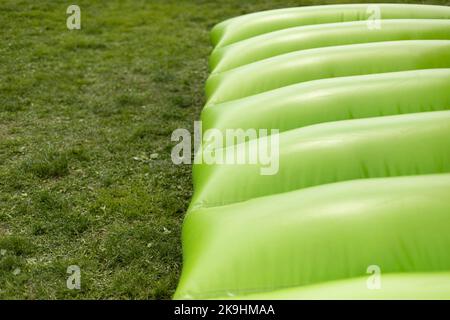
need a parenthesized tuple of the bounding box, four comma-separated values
(174, 4, 450, 300)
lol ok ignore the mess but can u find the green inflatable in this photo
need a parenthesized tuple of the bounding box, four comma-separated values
(206, 40, 450, 105)
(210, 19, 450, 73)
(211, 3, 450, 47)
(175, 4, 450, 300)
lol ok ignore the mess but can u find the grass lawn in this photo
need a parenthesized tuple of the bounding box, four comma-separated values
(0, 0, 448, 299)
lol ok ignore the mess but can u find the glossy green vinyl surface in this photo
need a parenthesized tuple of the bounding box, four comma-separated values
(211, 4, 450, 47)
(176, 4, 450, 300)
(201, 69, 450, 134)
(176, 175, 450, 299)
(217, 273, 450, 300)
(210, 19, 450, 73)
(193, 111, 450, 208)
(206, 40, 450, 105)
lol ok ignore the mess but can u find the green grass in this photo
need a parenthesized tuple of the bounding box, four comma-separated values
(0, 0, 448, 299)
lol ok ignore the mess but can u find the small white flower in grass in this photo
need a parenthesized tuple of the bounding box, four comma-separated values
(13, 268, 21, 276)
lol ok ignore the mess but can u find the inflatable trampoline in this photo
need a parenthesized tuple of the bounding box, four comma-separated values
(174, 4, 450, 299)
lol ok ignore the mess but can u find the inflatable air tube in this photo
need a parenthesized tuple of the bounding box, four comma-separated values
(192, 111, 450, 208)
(175, 174, 450, 299)
(176, 4, 450, 300)
(211, 4, 450, 47)
(216, 273, 450, 300)
(201, 69, 450, 134)
(206, 40, 450, 105)
(210, 19, 450, 73)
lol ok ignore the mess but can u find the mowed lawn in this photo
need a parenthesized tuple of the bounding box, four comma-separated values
(0, 0, 448, 299)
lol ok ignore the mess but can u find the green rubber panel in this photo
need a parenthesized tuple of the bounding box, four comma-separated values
(175, 4, 450, 300)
